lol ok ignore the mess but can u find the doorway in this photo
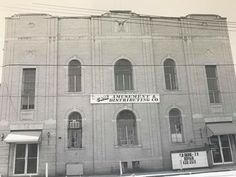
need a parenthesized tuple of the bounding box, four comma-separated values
(210, 135, 233, 164)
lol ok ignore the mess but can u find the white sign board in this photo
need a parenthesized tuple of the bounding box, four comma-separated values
(171, 151, 208, 169)
(90, 94, 160, 104)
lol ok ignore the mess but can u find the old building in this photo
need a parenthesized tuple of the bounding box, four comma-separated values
(0, 11, 236, 176)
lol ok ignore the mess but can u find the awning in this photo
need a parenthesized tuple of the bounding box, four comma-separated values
(4, 131, 42, 143)
(206, 123, 236, 137)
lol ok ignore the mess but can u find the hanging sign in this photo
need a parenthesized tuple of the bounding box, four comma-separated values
(90, 94, 160, 104)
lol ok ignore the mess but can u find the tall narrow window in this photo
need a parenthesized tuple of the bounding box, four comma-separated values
(21, 68, 36, 110)
(68, 60, 81, 92)
(164, 59, 178, 90)
(114, 59, 133, 90)
(169, 108, 184, 143)
(117, 110, 137, 146)
(68, 112, 82, 148)
(14, 144, 38, 175)
(205, 65, 221, 103)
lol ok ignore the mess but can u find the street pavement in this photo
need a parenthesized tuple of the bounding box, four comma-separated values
(88, 165, 236, 177)
(165, 170, 236, 177)
(122, 170, 236, 177)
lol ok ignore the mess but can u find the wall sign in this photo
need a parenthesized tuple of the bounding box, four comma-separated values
(90, 94, 160, 104)
(171, 151, 208, 169)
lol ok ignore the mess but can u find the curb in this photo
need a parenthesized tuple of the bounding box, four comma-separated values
(121, 168, 236, 177)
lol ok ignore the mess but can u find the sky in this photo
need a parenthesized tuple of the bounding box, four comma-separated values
(0, 0, 236, 82)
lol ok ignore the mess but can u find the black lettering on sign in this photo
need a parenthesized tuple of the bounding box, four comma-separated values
(179, 151, 200, 166)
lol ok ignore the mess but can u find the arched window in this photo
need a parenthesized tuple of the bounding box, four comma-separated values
(169, 108, 184, 143)
(68, 112, 82, 148)
(117, 110, 137, 145)
(164, 59, 178, 90)
(68, 60, 81, 92)
(114, 59, 133, 90)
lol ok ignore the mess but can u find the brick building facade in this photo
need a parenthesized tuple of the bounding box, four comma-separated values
(0, 11, 236, 176)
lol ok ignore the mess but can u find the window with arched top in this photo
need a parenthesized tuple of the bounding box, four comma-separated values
(117, 110, 138, 146)
(68, 112, 82, 148)
(114, 59, 133, 90)
(164, 59, 178, 90)
(68, 60, 81, 92)
(169, 108, 184, 143)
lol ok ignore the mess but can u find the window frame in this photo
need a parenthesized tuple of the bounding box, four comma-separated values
(21, 68, 36, 110)
(67, 112, 83, 149)
(114, 59, 134, 91)
(205, 65, 221, 104)
(13, 144, 39, 176)
(68, 60, 82, 92)
(169, 108, 184, 143)
(164, 59, 178, 90)
(117, 110, 138, 146)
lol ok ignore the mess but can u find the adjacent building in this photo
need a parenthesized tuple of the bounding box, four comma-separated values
(0, 11, 236, 176)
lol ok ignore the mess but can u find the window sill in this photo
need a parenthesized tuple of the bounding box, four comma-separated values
(65, 91, 83, 95)
(13, 173, 38, 176)
(209, 103, 222, 106)
(171, 142, 186, 145)
(164, 89, 180, 92)
(66, 147, 85, 151)
(114, 144, 142, 149)
(113, 90, 137, 93)
(20, 109, 35, 112)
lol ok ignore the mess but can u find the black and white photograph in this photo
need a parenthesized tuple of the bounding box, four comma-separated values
(0, 0, 236, 176)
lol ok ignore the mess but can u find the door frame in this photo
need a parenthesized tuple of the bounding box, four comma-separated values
(210, 135, 233, 165)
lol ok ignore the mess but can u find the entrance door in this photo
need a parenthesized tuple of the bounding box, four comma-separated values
(210, 135, 233, 164)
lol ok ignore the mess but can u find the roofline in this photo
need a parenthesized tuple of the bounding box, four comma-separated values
(5, 12, 226, 21)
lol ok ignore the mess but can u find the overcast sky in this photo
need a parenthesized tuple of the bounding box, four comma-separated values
(0, 0, 236, 82)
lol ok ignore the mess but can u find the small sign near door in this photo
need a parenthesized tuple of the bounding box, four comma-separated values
(171, 150, 208, 169)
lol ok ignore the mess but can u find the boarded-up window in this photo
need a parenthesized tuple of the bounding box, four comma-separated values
(164, 59, 178, 90)
(21, 68, 36, 109)
(205, 65, 221, 103)
(117, 110, 137, 145)
(68, 60, 81, 92)
(68, 112, 82, 148)
(169, 108, 184, 143)
(115, 59, 133, 90)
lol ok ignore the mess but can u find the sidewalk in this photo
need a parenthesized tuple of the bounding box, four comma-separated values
(87, 164, 236, 177)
